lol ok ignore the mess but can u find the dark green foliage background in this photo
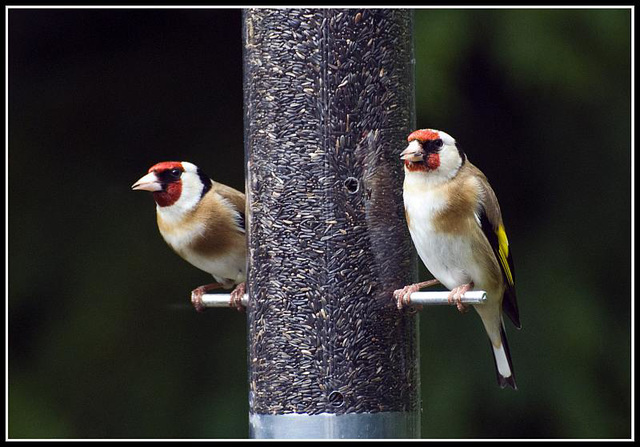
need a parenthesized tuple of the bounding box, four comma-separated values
(8, 8, 631, 439)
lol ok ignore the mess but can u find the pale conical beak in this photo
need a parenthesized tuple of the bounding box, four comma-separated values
(400, 143, 425, 162)
(131, 172, 162, 192)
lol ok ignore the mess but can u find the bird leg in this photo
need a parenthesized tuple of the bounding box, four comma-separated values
(190, 283, 224, 313)
(448, 282, 474, 313)
(393, 279, 441, 310)
(229, 282, 246, 313)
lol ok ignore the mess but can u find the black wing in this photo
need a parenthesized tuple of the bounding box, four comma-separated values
(478, 206, 521, 329)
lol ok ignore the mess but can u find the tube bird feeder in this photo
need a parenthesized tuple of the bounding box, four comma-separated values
(243, 9, 418, 439)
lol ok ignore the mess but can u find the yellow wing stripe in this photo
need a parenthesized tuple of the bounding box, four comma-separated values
(497, 224, 514, 286)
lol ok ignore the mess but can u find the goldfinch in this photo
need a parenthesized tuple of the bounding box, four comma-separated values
(132, 161, 246, 312)
(394, 129, 521, 389)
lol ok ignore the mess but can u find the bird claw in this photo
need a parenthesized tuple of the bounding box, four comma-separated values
(191, 286, 207, 313)
(393, 279, 440, 310)
(456, 300, 469, 313)
(393, 286, 408, 309)
(230, 283, 246, 313)
(393, 284, 419, 310)
(190, 282, 225, 313)
(447, 283, 473, 313)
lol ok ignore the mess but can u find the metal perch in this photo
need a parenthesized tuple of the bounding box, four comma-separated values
(197, 290, 487, 309)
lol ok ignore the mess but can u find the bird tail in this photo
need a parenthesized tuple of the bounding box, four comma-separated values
(490, 322, 517, 390)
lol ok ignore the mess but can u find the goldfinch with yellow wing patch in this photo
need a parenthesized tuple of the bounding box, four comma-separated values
(393, 129, 521, 389)
(132, 161, 246, 312)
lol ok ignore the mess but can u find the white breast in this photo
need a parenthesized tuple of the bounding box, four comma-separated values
(404, 177, 478, 290)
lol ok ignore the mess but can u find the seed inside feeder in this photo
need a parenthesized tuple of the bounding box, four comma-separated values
(244, 8, 418, 417)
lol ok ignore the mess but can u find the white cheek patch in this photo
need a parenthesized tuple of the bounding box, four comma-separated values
(157, 171, 204, 225)
(180, 173, 205, 204)
(438, 145, 462, 177)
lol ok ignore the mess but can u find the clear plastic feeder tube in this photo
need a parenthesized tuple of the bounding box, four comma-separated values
(243, 9, 419, 439)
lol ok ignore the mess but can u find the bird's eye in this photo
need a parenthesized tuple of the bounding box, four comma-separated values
(170, 168, 182, 178)
(433, 139, 443, 148)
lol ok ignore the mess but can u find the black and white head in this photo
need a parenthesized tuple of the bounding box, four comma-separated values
(131, 161, 212, 216)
